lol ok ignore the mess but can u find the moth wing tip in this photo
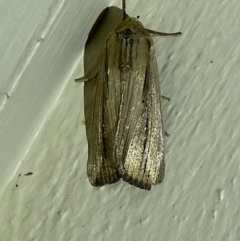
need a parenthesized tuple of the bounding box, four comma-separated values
(122, 174, 152, 191)
(87, 170, 120, 187)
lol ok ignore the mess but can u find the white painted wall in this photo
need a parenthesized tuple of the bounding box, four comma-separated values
(0, 0, 103, 186)
(0, 0, 240, 240)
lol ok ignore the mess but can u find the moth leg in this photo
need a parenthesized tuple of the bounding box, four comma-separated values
(162, 95, 170, 137)
(165, 131, 170, 137)
(147, 29, 182, 37)
(161, 95, 170, 101)
(75, 73, 98, 83)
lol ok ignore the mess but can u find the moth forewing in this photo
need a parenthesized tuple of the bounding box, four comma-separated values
(86, 60, 120, 186)
(113, 25, 165, 190)
(77, 1, 181, 190)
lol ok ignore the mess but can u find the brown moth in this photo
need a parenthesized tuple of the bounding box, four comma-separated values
(76, 0, 181, 190)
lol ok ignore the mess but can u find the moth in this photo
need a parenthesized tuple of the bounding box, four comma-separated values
(76, 0, 181, 190)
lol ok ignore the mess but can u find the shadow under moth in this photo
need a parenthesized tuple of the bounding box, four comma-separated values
(76, 0, 181, 190)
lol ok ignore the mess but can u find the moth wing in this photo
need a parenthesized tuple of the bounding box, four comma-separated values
(115, 40, 165, 190)
(87, 48, 120, 186)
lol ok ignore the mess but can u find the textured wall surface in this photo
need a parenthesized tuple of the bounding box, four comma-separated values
(0, 0, 240, 240)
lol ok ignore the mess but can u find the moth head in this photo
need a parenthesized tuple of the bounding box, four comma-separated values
(115, 17, 149, 36)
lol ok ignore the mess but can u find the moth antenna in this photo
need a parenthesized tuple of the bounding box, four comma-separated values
(122, 0, 127, 20)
